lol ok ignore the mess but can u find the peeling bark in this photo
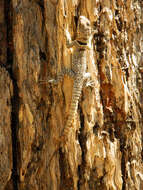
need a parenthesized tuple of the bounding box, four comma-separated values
(0, 0, 143, 189)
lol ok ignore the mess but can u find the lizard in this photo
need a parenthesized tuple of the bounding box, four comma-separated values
(62, 15, 94, 139)
(40, 15, 94, 165)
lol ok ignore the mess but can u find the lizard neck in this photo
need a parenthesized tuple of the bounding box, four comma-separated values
(77, 41, 87, 45)
(74, 40, 90, 50)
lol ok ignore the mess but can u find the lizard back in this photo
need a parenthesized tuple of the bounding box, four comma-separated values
(63, 49, 88, 135)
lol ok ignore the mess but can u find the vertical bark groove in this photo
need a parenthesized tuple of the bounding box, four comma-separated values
(4, 1, 19, 189)
(11, 81, 19, 190)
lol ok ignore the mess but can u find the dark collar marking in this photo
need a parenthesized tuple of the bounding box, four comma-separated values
(77, 41, 87, 45)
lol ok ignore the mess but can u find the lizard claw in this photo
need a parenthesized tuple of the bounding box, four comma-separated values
(84, 80, 95, 88)
(48, 79, 57, 84)
(39, 79, 57, 85)
(83, 72, 95, 87)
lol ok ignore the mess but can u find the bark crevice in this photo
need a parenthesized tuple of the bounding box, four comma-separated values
(5, 1, 19, 189)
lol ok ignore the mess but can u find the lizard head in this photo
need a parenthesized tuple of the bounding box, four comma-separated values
(76, 16, 92, 44)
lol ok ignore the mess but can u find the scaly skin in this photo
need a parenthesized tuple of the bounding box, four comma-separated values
(63, 49, 88, 137)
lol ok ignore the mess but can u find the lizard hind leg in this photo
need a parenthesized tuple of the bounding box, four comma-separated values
(62, 68, 75, 79)
(39, 68, 75, 85)
(49, 68, 75, 85)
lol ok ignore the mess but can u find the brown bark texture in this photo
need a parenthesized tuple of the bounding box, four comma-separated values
(0, 0, 143, 190)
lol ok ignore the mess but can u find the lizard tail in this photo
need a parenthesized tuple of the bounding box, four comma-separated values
(63, 80, 83, 136)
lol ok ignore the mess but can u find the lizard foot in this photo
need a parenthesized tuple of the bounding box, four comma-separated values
(83, 72, 95, 87)
(86, 80, 95, 87)
(84, 79, 95, 88)
(48, 79, 58, 84)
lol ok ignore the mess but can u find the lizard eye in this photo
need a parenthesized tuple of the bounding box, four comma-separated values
(86, 22, 90, 26)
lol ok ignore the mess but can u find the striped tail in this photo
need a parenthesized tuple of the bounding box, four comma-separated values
(63, 79, 83, 135)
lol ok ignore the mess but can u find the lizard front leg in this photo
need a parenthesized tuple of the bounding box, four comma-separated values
(65, 28, 90, 49)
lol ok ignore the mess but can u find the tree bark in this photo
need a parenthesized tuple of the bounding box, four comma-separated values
(0, 0, 143, 189)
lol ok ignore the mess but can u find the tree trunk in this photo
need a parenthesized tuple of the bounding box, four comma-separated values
(0, 0, 143, 189)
